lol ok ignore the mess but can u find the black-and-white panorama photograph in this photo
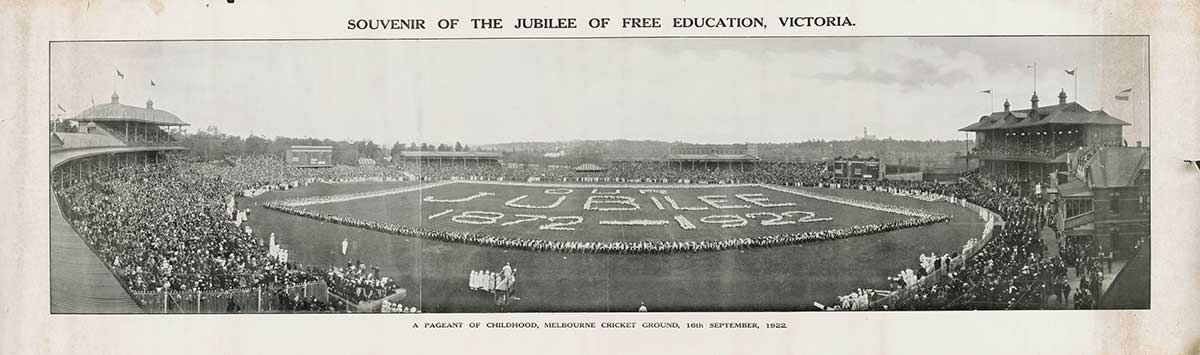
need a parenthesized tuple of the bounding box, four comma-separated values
(48, 36, 1150, 314)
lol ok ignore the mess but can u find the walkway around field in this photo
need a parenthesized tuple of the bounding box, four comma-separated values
(50, 195, 142, 313)
(1039, 226, 1127, 309)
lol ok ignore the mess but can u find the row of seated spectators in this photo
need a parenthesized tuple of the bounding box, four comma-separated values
(606, 161, 827, 185)
(970, 132, 1083, 158)
(397, 161, 574, 181)
(306, 164, 413, 183)
(95, 123, 178, 145)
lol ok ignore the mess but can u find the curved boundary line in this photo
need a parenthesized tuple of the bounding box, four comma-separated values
(260, 182, 954, 255)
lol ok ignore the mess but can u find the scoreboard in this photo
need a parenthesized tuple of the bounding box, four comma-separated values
(285, 145, 333, 168)
(828, 156, 885, 180)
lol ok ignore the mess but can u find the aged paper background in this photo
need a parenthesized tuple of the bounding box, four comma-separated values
(1, 1, 1197, 354)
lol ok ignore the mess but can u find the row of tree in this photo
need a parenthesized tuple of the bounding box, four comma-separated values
(177, 126, 475, 165)
(395, 142, 471, 153)
(172, 127, 969, 169)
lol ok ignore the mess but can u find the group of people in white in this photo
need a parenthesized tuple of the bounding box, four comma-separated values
(267, 233, 289, 263)
(380, 299, 420, 313)
(835, 289, 875, 311)
(469, 262, 517, 294)
(765, 185, 946, 219)
(862, 220, 994, 309)
(265, 199, 951, 255)
(263, 180, 953, 255)
(919, 253, 954, 274)
(230, 208, 251, 227)
(242, 180, 300, 198)
(271, 181, 452, 207)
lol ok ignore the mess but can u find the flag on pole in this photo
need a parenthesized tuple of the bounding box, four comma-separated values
(1065, 68, 1076, 76)
(979, 89, 991, 94)
(1115, 88, 1133, 101)
(150, 80, 156, 87)
(116, 69, 125, 79)
(57, 104, 66, 113)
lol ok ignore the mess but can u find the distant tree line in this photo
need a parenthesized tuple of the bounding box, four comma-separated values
(176, 126, 472, 165)
(174, 127, 970, 169)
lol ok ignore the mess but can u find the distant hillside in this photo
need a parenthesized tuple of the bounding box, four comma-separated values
(479, 139, 972, 168)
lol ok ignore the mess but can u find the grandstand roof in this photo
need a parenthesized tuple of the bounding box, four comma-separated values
(834, 155, 881, 162)
(52, 132, 127, 150)
(68, 93, 189, 126)
(960, 102, 1130, 132)
(288, 145, 333, 151)
(574, 163, 605, 172)
(666, 153, 760, 161)
(50, 145, 187, 169)
(398, 151, 503, 159)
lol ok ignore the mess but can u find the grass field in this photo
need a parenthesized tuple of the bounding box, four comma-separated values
(303, 182, 905, 242)
(243, 181, 984, 312)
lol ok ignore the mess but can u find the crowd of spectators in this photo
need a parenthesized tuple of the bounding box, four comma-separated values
(93, 123, 179, 146)
(397, 161, 571, 181)
(54, 154, 423, 312)
(826, 172, 1074, 310)
(606, 161, 826, 185)
(272, 289, 340, 312)
(1060, 238, 1115, 309)
(969, 131, 1084, 159)
(317, 261, 401, 304)
(56, 158, 317, 294)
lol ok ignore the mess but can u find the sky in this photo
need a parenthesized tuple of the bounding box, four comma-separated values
(49, 37, 1150, 146)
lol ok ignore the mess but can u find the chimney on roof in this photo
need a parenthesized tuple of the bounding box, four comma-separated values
(146, 99, 154, 109)
(110, 92, 120, 104)
(1058, 89, 1067, 104)
(1030, 92, 1039, 110)
(1003, 99, 1010, 112)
